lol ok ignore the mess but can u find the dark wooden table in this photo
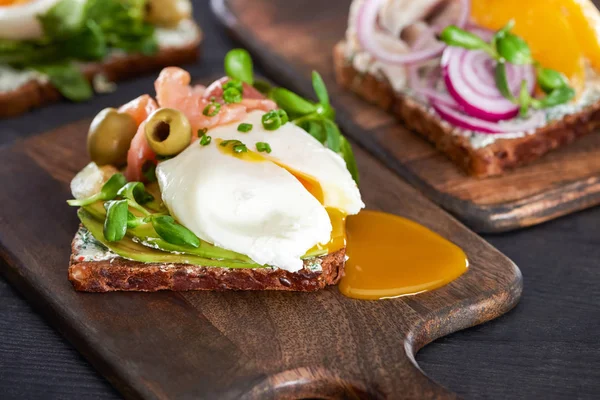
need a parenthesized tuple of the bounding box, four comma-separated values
(0, 1, 598, 399)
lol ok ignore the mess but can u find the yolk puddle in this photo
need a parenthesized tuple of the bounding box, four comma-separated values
(340, 210, 468, 300)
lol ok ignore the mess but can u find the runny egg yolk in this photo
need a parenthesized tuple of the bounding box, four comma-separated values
(217, 139, 468, 300)
(340, 211, 468, 300)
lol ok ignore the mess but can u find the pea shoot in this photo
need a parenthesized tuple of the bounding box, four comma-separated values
(68, 177, 201, 248)
(67, 173, 127, 206)
(440, 21, 575, 114)
(103, 200, 128, 242)
(256, 142, 272, 153)
(237, 123, 253, 132)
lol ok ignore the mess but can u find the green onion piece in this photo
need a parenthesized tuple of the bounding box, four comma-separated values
(197, 128, 208, 137)
(277, 109, 289, 125)
(223, 79, 243, 93)
(237, 123, 253, 132)
(200, 134, 212, 146)
(223, 87, 242, 104)
(233, 144, 248, 153)
(256, 142, 272, 153)
(202, 102, 221, 117)
(220, 139, 242, 147)
(262, 110, 282, 130)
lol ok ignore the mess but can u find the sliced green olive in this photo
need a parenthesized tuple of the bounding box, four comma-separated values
(87, 108, 138, 167)
(145, 108, 192, 156)
(145, 0, 191, 27)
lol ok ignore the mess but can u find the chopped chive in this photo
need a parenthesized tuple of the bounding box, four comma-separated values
(197, 128, 208, 137)
(203, 102, 221, 117)
(237, 123, 253, 132)
(220, 139, 242, 147)
(223, 79, 243, 93)
(256, 142, 272, 153)
(277, 109, 289, 124)
(233, 144, 248, 153)
(200, 134, 212, 146)
(262, 110, 280, 130)
(223, 87, 242, 104)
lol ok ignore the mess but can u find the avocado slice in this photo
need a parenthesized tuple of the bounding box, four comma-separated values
(83, 202, 254, 262)
(77, 209, 262, 268)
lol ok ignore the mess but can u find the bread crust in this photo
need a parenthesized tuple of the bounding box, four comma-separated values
(333, 42, 600, 177)
(0, 23, 202, 118)
(69, 237, 346, 293)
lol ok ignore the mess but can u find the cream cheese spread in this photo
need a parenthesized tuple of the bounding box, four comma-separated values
(72, 227, 118, 262)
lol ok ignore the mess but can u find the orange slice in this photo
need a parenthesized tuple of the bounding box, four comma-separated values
(471, 0, 586, 91)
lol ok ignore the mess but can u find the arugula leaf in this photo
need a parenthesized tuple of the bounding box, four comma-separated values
(85, 0, 158, 55)
(34, 63, 92, 102)
(37, 0, 86, 38)
(61, 20, 106, 61)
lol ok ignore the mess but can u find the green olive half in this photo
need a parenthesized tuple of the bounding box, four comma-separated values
(145, 108, 192, 156)
(145, 0, 191, 27)
(87, 108, 138, 167)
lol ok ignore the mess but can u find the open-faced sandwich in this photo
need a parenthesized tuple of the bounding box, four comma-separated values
(0, 0, 202, 118)
(335, 0, 600, 177)
(67, 49, 365, 293)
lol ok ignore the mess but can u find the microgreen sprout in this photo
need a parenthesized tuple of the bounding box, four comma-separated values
(67, 173, 127, 206)
(440, 22, 575, 114)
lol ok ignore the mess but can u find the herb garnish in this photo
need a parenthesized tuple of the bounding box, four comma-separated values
(200, 134, 212, 146)
(220, 139, 248, 153)
(202, 102, 221, 117)
(224, 48, 359, 183)
(67, 173, 127, 207)
(256, 142, 272, 153)
(68, 178, 200, 248)
(197, 128, 208, 137)
(440, 22, 575, 116)
(0, 0, 157, 101)
(237, 123, 253, 132)
(261, 109, 289, 130)
(223, 87, 242, 104)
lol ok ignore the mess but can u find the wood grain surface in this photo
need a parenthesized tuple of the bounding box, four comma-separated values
(0, 90, 521, 398)
(211, 0, 600, 232)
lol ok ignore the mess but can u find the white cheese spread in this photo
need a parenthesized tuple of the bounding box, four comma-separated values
(72, 227, 118, 262)
(0, 65, 48, 93)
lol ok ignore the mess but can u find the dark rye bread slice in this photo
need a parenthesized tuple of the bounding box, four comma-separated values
(333, 42, 600, 177)
(0, 23, 202, 119)
(69, 237, 346, 293)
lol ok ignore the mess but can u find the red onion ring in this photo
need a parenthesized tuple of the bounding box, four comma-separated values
(431, 100, 546, 134)
(442, 46, 536, 122)
(357, 0, 470, 65)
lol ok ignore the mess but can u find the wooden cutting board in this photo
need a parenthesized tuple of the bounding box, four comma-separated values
(212, 0, 600, 232)
(0, 94, 521, 398)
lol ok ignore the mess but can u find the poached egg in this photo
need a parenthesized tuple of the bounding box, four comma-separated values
(0, 0, 64, 40)
(157, 111, 364, 271)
